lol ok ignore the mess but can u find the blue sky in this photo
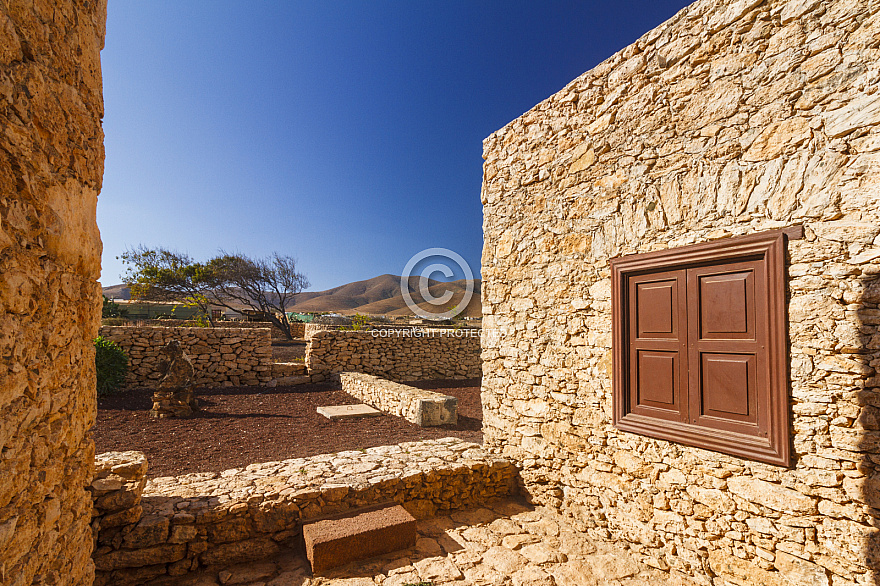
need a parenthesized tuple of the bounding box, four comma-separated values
(98, 0, 693, 291)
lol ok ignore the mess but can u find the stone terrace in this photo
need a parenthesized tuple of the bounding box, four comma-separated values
(92, 439, 516, 584)
(160, 499, 701, 586)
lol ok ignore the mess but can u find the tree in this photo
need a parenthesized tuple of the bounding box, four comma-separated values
(119, 246, 220, 326)
(120, 246, 310, 339)
(102, 295, 128, 318)
(209, 252, 310, 340)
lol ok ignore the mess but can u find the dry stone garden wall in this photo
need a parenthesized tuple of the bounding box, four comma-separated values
(91, 441, 515, 584)
(99, 326, 274, 388)
(0, 1, 106, 584)
(307, 329, 481, 382)
(482, 0, 880, 584)
(339, 372, 458, 426)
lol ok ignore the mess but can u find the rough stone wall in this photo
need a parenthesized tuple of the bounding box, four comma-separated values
(481, 0, 880, 584)
(339, 372, 458, 426)
(92, 440, 515, 584)
(289, 322, 306, 339)
(0, 1, 106, 584)
(99, 326, 274, 388)
(307, 329, 482, 382)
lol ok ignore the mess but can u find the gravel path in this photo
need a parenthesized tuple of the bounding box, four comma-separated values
(94, 379, 483, 478)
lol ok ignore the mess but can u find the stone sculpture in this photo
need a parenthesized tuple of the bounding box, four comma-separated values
(150, 340, 199, 418)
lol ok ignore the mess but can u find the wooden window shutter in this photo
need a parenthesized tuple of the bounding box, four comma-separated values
(611, 229, 793, 466)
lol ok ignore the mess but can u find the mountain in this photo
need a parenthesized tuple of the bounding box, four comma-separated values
(101, 274, 482, 318)
(102, 283, 131, 300)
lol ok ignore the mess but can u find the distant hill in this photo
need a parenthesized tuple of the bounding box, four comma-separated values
(102, 284, 131, 300)
(102, 274, 482, 318)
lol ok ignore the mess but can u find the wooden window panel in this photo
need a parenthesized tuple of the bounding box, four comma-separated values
(611, 229, 792, 467)
(627, 270, 687, 422)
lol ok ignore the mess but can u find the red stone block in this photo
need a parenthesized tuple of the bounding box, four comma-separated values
(303, 504, 417, 573)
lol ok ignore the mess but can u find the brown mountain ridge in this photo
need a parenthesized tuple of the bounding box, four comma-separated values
(102, 274, 482, 318)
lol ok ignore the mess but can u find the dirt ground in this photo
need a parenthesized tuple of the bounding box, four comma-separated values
(94, 379, 482, 478)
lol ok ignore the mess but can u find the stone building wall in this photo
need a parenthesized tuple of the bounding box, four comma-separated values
(99, 326, 274, 388)
(91, 441, 515, 584)
(481, 0, 880, 584)
(0, 1, 106, 584)
(307, 329, 482, 382)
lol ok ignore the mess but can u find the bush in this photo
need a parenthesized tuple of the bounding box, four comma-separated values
(95, 336, 129, 396)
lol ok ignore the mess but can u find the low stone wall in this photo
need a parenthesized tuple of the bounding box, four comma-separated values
(98, 326, 274, 388)
(90, 452, 149, 553)
(92, 440, 515, 584)
(307, 329, 481, 382)
(221, 321, 305, 340)
(339, 372, 458, 426)
(289, 322, 306, 339)
(304, 323, 340, 338)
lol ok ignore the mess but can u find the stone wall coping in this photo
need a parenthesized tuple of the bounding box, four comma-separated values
(142, 437, 509, 504)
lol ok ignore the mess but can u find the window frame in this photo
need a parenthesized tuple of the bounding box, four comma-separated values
(610, 228, 796, 467)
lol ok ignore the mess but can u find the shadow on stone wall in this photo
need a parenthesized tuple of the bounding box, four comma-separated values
(858, 272, 880, 581)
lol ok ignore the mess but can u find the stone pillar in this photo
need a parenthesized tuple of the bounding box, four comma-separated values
(0, 1, 107, 584)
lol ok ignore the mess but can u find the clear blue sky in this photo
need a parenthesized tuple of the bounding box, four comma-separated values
(98, 0, 693, 292)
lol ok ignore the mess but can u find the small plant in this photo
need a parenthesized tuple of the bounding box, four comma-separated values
(94, 336, 129, 396)
(341, 313, 371, 331)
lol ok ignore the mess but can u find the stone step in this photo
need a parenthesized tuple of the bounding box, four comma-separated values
(317, 404, 383, 420)
(271, 375, 311, 386)
(272, 361, 308, 376)
(303, 504, 417, 574)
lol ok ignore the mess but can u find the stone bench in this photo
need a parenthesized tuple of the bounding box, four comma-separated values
(92, 438, 515, 585)
(338, 372, 458, 426)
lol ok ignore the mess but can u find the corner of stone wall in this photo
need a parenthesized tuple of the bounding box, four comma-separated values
(1, 1, 107, 583)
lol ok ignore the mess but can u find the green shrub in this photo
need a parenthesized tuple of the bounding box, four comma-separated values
(95, 336, 129, 396)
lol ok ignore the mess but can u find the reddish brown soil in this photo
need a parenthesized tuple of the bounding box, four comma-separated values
(94, 379, 482, 478)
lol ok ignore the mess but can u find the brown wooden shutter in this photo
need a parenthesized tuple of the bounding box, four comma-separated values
(611, 229, 792, 466)
(628, 269, 687, 422)
(686, 260, 767, 437)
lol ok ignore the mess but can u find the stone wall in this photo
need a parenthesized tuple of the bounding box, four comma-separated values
(119, 320, 304, 340)
(481, 0, 880, 584)
(99, 326, 274, 388)
(340, 372, 458, 426)
(0, 1, 106, 584)
(90, 451, 149, 548)
(307, 329, 482, 382)
(92, 441, 515, 584)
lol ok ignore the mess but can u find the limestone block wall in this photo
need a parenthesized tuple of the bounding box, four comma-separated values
(481, 0, 880, 584)
(90, 452, 149, 548)
(307, 329, 482, 382)
(340, 372, 458, 426)
(99, 326, 274, 388)
(0, 1, 106, 584)
(92, 440, 515, 584)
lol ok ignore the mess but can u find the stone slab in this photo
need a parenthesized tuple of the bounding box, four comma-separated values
(303, 504, 417, 573)
(317, 404, 383, 420)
